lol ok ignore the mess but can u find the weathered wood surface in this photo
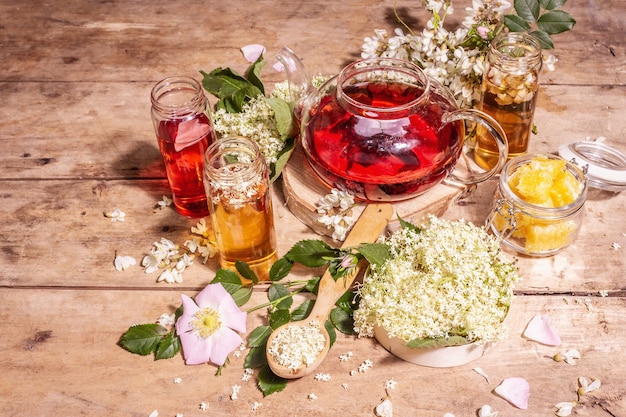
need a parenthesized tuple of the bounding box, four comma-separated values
(0, 0, 625, 416)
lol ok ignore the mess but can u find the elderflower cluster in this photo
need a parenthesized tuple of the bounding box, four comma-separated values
(212, 82, 290, 165)
(354, 216, 520, 344)
(361, 0, 535, 108)
(141, 238, 193, 284)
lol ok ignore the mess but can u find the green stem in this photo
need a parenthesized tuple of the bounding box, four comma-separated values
(245, 286, 307, 314)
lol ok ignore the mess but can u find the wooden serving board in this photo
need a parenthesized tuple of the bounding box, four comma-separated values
(281, 144, 467, 239)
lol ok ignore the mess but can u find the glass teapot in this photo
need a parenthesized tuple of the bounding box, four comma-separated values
(276, 47, 509, 202)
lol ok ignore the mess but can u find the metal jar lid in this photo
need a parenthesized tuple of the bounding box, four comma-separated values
(558, 141, 626, 192)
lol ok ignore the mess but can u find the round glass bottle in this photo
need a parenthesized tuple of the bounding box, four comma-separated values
(151, 76, 216, 218)
(486, 153, 587, 256)
(204, 136, 278, 281)
(475, 32, 542, 170)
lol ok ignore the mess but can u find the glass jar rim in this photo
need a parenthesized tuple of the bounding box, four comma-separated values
(204, 136, 264, 184)
(150, 75, 205, 114)
(499, 153, 588, 218)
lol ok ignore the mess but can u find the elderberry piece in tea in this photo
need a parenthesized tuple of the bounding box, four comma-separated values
(203, 136, 278, 282)
(151, 76, 216, 218)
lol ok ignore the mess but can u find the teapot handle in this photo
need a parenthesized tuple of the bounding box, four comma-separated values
(441, 109, 509, 185)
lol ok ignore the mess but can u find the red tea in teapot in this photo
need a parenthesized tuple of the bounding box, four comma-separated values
(302, 81, 463, 201)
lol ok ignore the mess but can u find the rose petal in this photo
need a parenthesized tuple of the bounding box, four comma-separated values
(494, 377, 530, 409)
(178, 330, 212, 365)
(208, 326, 244, 366)
(241, 44, 265, 63)
(523, 314, 561, 346)
(175, 294, 200, 336)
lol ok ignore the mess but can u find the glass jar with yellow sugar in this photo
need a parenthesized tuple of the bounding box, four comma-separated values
(487, 154, 587, 256)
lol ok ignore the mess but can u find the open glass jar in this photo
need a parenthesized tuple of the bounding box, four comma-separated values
(486, 153, 588, 256)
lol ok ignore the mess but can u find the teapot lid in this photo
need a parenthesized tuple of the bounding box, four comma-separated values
(558, 140, 626, 192)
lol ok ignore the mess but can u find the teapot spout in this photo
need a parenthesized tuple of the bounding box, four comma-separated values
(274, 47, 312, 117)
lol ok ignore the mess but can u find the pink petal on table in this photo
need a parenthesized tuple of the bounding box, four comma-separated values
(494, 377, 530, 409)
(523, 314, 562, 346)
(241, 44, 266, 63)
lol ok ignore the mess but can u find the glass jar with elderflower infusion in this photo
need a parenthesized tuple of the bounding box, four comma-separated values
(151, 76, 216, 218)
(204, 136, 278, 281)
(486, 153, 587, 257)
(475, 32, 542, 170)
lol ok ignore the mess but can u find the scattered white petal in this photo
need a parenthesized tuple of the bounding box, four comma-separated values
(473, 367, 491, 384)
(230, 384, 240, 400)
(611, 242, 621, 250)
(176, 414, 183, 417)
(374, 397, 393, 417)
(554, 349, 581, 365)
(251, 401, 262, 411)
(555, 401, 577, 416)
(104, 208, 126, 222)
(478, 404, 498, 417)
(157, 313, 176, 327)
(314, 373, 331, 382)
(114, 255, 136, 271)
(443, 414, 456, 417)
(523, 314, 561, 346)
(578, 376, 601, 396)
(494, 377, 530, 409)
(339, 351, 353, 362)
(172, 377, 182, 384)
(199, 402, 208, 411)
(148, 411, 158, 417)
(156, 195, 172, 208)
(598, 290, 609, 297)
(307, 393, 318, 400)
(385, 378, 397, 390)
(241, 44, 266, 63)
(341, 383, 349, 390)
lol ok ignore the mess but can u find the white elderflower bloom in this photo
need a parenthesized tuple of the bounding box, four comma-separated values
(156, 195, 172, 208)
(157, 313, 176, 327)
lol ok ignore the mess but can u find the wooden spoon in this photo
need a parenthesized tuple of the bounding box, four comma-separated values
(265, 203, 394, 379)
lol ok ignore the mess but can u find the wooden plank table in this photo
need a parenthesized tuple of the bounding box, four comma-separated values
(1, 1, 624, 416)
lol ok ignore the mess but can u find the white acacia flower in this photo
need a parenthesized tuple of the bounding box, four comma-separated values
(104, 208, 125, 222)
(555, 401, 577, 416)
(478, 404, 498, 417)
(114, 255, 136, 271)
(553, 349, 581, 365)
(578, 376, 601, 397)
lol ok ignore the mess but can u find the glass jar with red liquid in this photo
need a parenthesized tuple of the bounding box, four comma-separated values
(151, 76, 216, 218)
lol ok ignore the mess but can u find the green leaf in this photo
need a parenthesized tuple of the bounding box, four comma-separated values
(119, 324, 168, 356)
(231, 286, 254, 307)
(269, 138, 295, 183)
(537, 10, 576, 34)
(236, 260, 258, 285)
(304, 277, 321, 294)
(269, 308, 291, 329)
(330, 307, 355, 335)
(406, 335, 470, 349)
(397, 214, 421, 234)
(539, 0, 568, 10)
(244, 345, 268, 369)
(356, 243, 391, 268)
(268, 283, 293, 310)
(212, 268, 243, 285)
(245, 56, 266, 95)
(291, 299, 314, 321)
(217, 85, 263, 113)
(248, 325, 272, 348)
(155, 331, 181, 360)
(269, 257, 293, 282)
(286, 239, 338, 267)
(514, 0, 540, 22)
(530, 29, 555, 49)
(334, 290, 356, 313)
(504, 14, 531, 32)
(266, 97, 296, 140)
(325, 320, 337, 347)
(257, 364, 288, 396)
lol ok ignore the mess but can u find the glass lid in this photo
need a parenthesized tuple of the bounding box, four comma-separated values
(558, 141, 626, 192)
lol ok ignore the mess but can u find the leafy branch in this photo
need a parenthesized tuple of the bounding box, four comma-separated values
(504, 0, 576, 49)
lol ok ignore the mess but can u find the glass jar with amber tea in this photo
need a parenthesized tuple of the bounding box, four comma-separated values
(151, 76, 216, 218)
(486, 154, 587, 257)
(203, 136, 278, 281)
(475, 32, 542, 170)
